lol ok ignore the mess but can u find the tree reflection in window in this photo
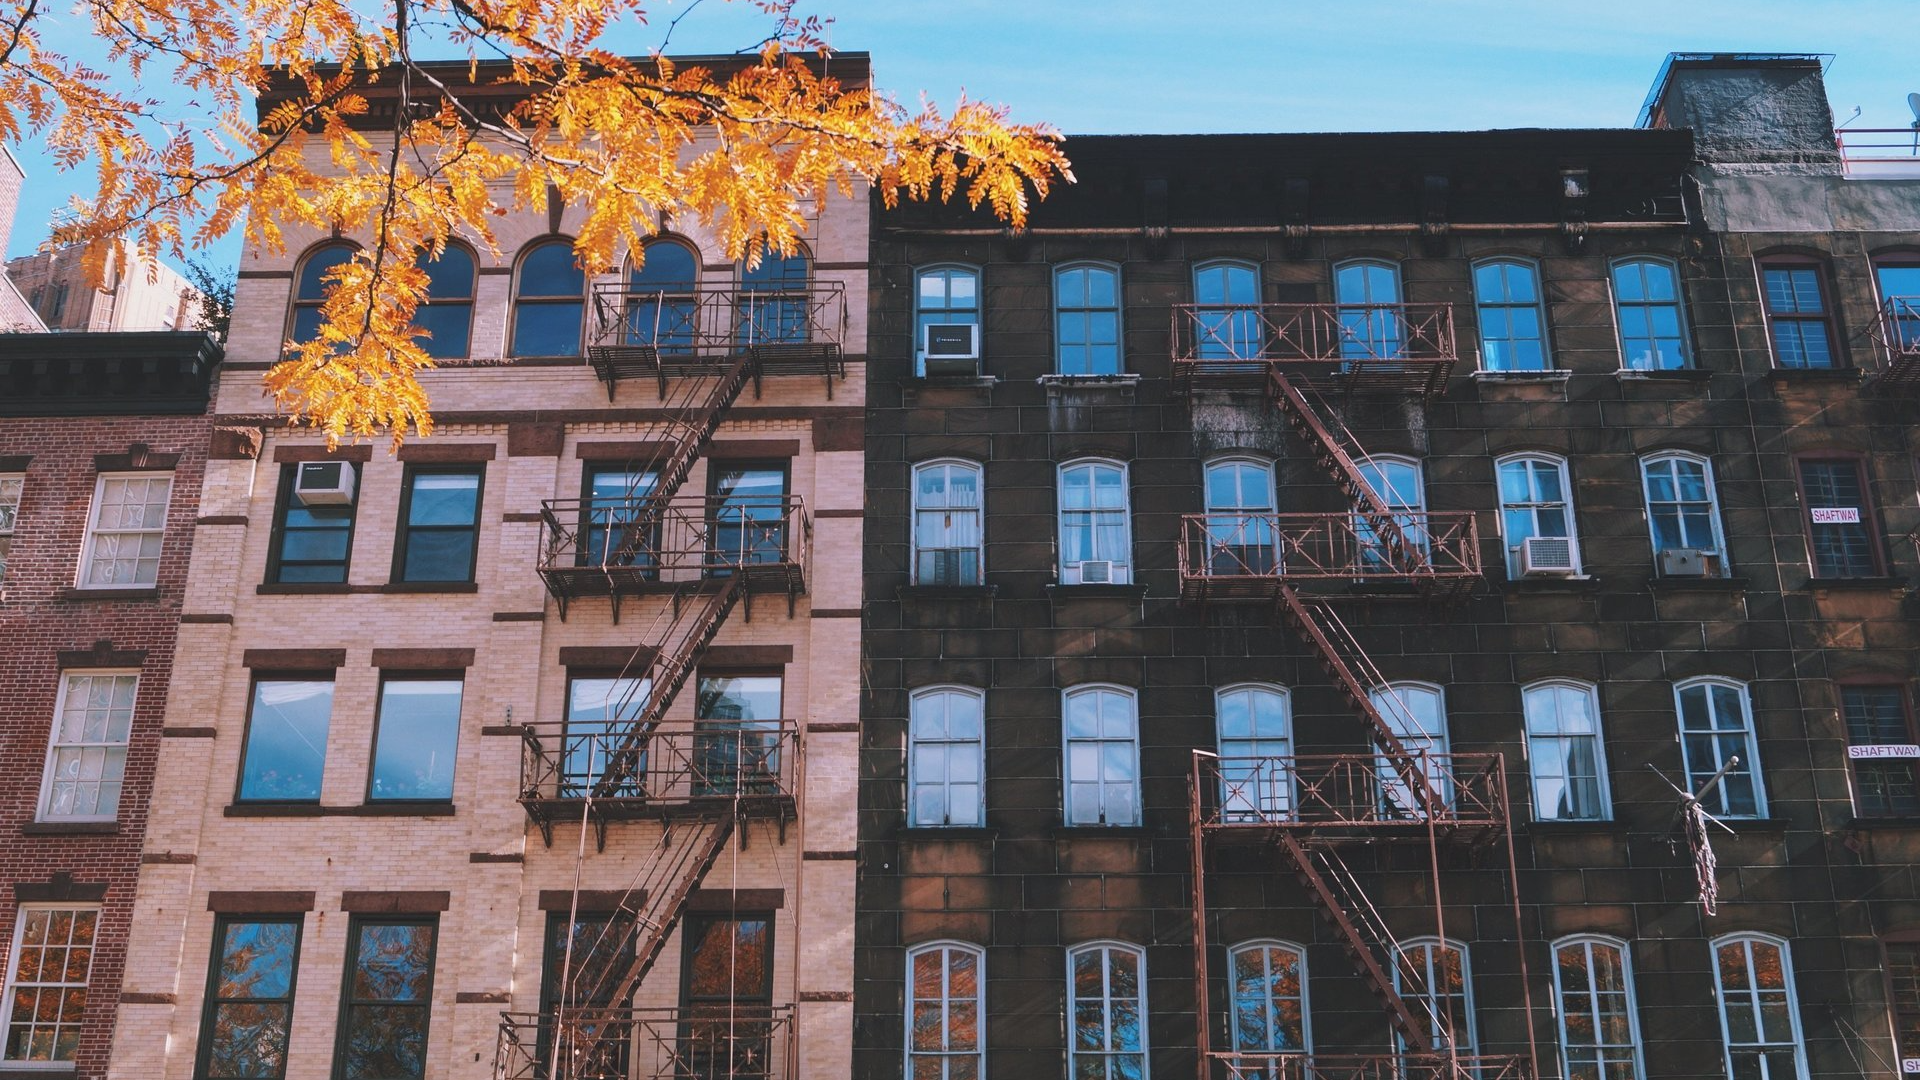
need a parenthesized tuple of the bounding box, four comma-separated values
(681, 916, 774, 1080)
(1067, 941, 1148, 1080)
(200, 916, 301, 1080)
(336, 919, 436, 1080)
(906, 941, 983, 1080)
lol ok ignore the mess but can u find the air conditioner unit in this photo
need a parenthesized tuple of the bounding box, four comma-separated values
(1077, 559, 1117, 584)
(1658, 547, 1714, 578)
(1519, 536, 1576, 577)
(292, 461, 356, 506)
(922, 323, 981, 376)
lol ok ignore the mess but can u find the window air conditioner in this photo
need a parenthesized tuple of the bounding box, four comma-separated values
(1519, 536, 1576, 577)
(922, 323, 981, 376)
(1657, 547, 1715, 578)
(1077, 559, 1116, 585)
(292, 461, 356, 506)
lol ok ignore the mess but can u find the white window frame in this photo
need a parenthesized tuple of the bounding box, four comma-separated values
(1215, 683, 1294, 822)
(1472, 257, 1553, 372)
(37, 669, 140, 823)
(1062, 685, 1140, 827)
(1053, 262, 1124, 376)
(911, 459, 985, 587)
(1673, 677, 1768, 819)
(914, 263, 982, 376)
(1639, 452, 1727, 569)
(1333, 258, 1405, 360)
(908, 686, 986, 828)
(1066, 941, 1150, 1080)
(1551, 935, 1643, 1080)
(1357, 454, 1429, 565)
(1057, 459, 1133, 585)
(1392, 936, 1477, 1056)
(1369, 681, 1451, 817)
(1192, 259, 1264, 360)
(1710, 933, 1808, 1080)
(1521, 680, 1612, 822)
(1494, 453, 1580, 578)
(0, 904, 100, 1064)
(0, 472, 22, 580)
(905, 940, 985, 1080)
(1226, 938, 1311, 1057)
(1609, 256, 1693, 371)
(76, 471, 172, 589)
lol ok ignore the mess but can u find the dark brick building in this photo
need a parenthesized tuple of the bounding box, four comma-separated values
(0, 331, 219, 1078)
(857, 54, 1920, 1080)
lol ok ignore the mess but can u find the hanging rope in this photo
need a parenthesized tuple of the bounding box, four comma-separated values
(1650, 757, 1739, 917)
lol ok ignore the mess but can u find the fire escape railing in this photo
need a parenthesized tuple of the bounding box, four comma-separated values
(521, 722, 800, 825)
(1170, 302, 1457, 398)
(1196, 753, 1506, 833)
(1209, 1052, 1533, 1080)
(587, 282, 848, 398)
(497, 1004, 795, 1080)
(1177, 512, 1480, 601)
(1870, 297, 1920, 394)
(535, 496, 810, 619)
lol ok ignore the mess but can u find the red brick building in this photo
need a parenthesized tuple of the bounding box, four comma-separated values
(0, 331, 220, 1078)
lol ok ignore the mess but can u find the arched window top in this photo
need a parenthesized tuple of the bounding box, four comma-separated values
(1642, 448, 1711, 468)
(1062, 456, 1127, 476)
(916, 263, 982, 299)
(1204, 456, 1276, 511)
(743, 245, 810, 289)
(1552, 932, 1629, 951)
(629, 238, 699, 288)
(1216, 683, 1291, 741)
(1217, 681, 1290, 703)
(1610, 256, 1681, 298)
(1675, 674, 1750, 696)
(1069, 938, 1145, 962)
(517, 239, 585, 298)
(1712, 929, 1790, 950)
(1523, 677, 1598, 696)
(914, 457, 984, 476)
(1494, 449, 1568, 468)
(1065, 683, 1138, 707)
(1334, 259, 1402, 299)
(295, 241, 358, 301)
(1193, 260, 1260, 302)
(908, 938, 985, 958)
(1471, 256, 1541, 296)
(1369, 681, 1446, 734)
(911, 683, 985, 706)
(1055, 261, 1121, 295)
(419, 243, 475, 299)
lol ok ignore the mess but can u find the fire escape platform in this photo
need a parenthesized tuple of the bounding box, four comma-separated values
(535, 497, 811, 612)
(1168, 302, 1459, 401)
(1868, 297, 1920, 395)
(1176, 511, 1481, 605)
(518, 721, 801, 832)
(1204, 1051, 1535, 1080)
(586, 281, 850, 398)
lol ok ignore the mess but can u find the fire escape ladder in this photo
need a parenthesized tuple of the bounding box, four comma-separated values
(1266, 368, 1432, 577)
(594, 578, 745, 800)
(606, 351, 760, 565)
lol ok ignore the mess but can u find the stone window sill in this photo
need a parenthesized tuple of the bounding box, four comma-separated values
(58, 586, 159, 602)
(1051, 824, 1153, 838)
(257, 582, 351, 595)
(1650, 575, 1750, 592)
(1846, 816, 1920, 831)
(0, 1064, 77, 1078)
(225, 802, 457, 818)
(898, 584, 996, 600)
(1037, 373, 1140, 387)
(1717, 816, 1791, 834)
(1525, 819, 1623, 835)
(1800, 576, 1904, 592)
(1768, 367, 1863, 385)
(898, 826, 998, 841)
(21, 821, 120, 837)
(1500, 575, 1599, 594)
(1616, 366, 1714, 381)
(381, 581, 480, 594)
(1047, 583, 1148, 600)
(904, 374, 998, 389)
(1471, 369, 1570, 383)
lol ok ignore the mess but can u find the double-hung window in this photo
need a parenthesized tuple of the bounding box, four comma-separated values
(198, 915, 303, 1080)
(1842, 685, 1920, 818)
(38, 671, 138, 822)
(1496, 454, 1578, 577)
(1063, 686, 1139, 827)
(912, 460, 983, 586)
(1393, 938, 1475, 1055)
(1760, 261, 1838, 370)
(289, 242, 356, 347)
(1551, 936, 1642, 1080)
(412, 245, 475, 359)
(511, 239, 586, 357)
(906, 942, 984, 1080)
(368, 677, 463, 802)
(915, 265, 981, 375)
(1641, 453, 1726, 573)
(561, 673, 648, 799)
(1067, 942, 1148, 1080)
(80, 472, 171, 588)
(0, 471, 21, 580)
(1216, 684, 1293, 822)
(1192, 260, 1262, 360)
(693, 674, 783, 797)
(1522, 680, 1610, 821)
(1058, 459, 1132, 585)
(740, 249, 811, 345)
(1674, 678, 1765, 818)
(1473, 259, 1550, 371)
(625, 239, 699, 353)
(268, 463, 357, 584)
(1611, 258, 1691, 370)
(909, 687, 985, 828)
(335, 917, 437, 1080)
(1203, 458, 1277, 576)
(1797, 457, 1880, 579)
(1371, 682, 1451, 818)
(1356, 455, 1427, 570)
(394, 467, 483, 583)
(237, 677, 336, 803)
(1, 906, 98, 1064)
(1335, 259, 1403, 360)
(1054, 264, 1121, 375)
(1711, 934, 1806, 1080)
(1227, 940, 1308, 1060)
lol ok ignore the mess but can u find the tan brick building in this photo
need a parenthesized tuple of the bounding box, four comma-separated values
(108, 56, 868, 1080)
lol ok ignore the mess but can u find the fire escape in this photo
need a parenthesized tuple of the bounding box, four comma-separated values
(1172, 302, 1538, 1080)
(496, 275, 842, 1080)
(1869, 296, 1920, 394)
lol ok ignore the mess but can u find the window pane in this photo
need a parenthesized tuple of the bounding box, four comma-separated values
(406, 473, 480, 527)
(239, 681, 335, 801)
(370, 681, 463, 801)
(297, 244, 357, 301)
(2, 907, 97, 1064)
(42, 673, 139, 820)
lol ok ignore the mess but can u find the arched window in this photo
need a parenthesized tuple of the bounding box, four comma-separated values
(1203, 457, 1277, 576)
(1673, 678, 1765, 818)
(1496, 453, 1579, 578)
(1227, 939, 1309, 1058)
(1356, 454, 1427, 568)
(624, 239, 699, 353)
(909, 687, 985, 828)
(1640, 452, 1726, 572)
(1522, 681, 1610, 821)
(289, 241, 357, 346)
(511, 239, 586, 357)
(1058, 459, 1132, 585)
(1216, 684, 1292, 822)
(740, 246, 810, 344)
(1054, 263, 1122, 374)
(1758, 257, 1838, 370)
(1610, 257, 1691, 370)
(1393, 937, 1475, 1055)
(912, 460, 983, 586)
(1066, 942, 1149, 1080)
(1710, 934, 1806, 1080)
(1063, 686, 1139, 826)
(1369, 682, 1450, 817)
(915, 264, 981, 375)
(1193, 260, 1263, 360)
(1334, 259, 1403, 359)
(413, 244, 475, 359)
(906, 941, 985, 1080)
(1472, 258, 1550, 372)
(1551, 936, 1642, 1080)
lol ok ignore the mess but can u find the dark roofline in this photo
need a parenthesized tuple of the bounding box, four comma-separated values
(1637, 52, 1832, 128)
(0, 330, 222, 417)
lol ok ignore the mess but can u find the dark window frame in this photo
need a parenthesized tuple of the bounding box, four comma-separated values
(195, 913, 305, 1080)
(1881, 931, 1920, 1076)
(235, 672, 337, 805)
(678, 911, 776, 1008)
(391, 464, 486, 584)
(332, 914, 439, 1080)
(1759, 255, 1844, 370)
(1608, 255, 1695, 371)
(266, 462, 358, 585)
(287, 241, 361, 349)
(509, 237, 587, 358)
(1793, 453, 1885, 578)
(1837, 678, 1920, 819)
(364, 671, 465, 805)
(705, 459, 791, 574)
(1051, 261, 1124, 376)
(577, 460, 660, 573)
(413, 243, 477, 361)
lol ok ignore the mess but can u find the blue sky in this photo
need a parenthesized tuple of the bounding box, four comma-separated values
(9, 0, 1918, 266)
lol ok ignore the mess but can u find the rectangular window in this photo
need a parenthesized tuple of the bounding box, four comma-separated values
(1712, 936, 1806, 1080)
(1058, 461, 1133, 585)
(1888, 941, 1920, 1075)
(1473, 260, 1550, 371)
(394, 467, 482, 583)
(1, 906, 98, 1064)
(579, 463, 657, 571)
(335, 917, 437, 1080)
(268, 463, 356, 584)
(1843, 686, 1920, 818)
(1523, 682, 1609, 822)
(1054, 264, 1122, 375)
(79, 472, 171, 587)
(0, 472, 21, 580)
(237, 678, 336, 803)
(1063, 687, 1139, 826)
(1762, 263, 1838, 369)
(540, 912, 635, 1076)
(1797, 458, 1880, 578)
(680, 915, 775, 1080)
(912, 461, 983, 586)
(909, 689, 985, 827)
(368, 678, 463, 802)
(561, 673, 647, 798)
(709, 464, 789, 571)
(693, 675, 783, 797)
(39, 671, 138, 821)
(197, 915, 303, 1080)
